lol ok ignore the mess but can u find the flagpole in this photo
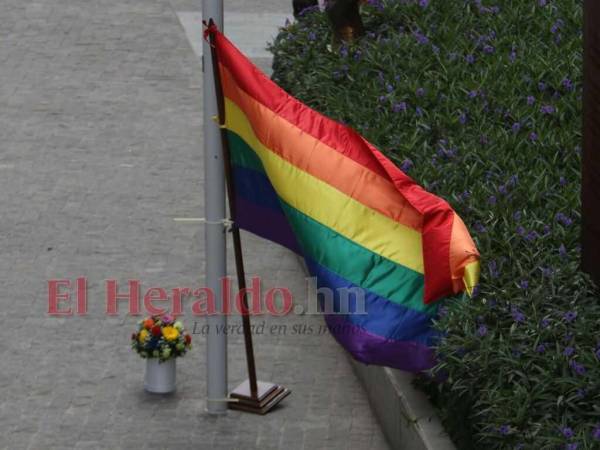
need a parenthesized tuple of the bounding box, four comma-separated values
(206, 21, 291, 415)
(202, 1, 227, 415)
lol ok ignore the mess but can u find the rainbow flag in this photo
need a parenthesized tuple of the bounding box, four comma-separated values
(206, 25, 480, 372)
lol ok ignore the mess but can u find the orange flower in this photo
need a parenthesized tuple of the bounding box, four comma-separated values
(143, 318, 154, 329)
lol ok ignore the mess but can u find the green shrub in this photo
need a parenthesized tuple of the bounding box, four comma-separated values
(270, 1, 600, 448)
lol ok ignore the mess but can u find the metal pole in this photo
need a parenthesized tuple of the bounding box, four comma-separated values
(207, 25, 259, 399)
(582, 0, 600, 285)
(203, 0, 227, 415)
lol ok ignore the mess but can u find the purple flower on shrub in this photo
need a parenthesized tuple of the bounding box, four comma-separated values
(559, 176, 567, 186)
(576, 388, 587, 399)
(511, 306, 526, 323)
(539, 0, 547, 5)
(400, 158, 413, 172)
(559, 244, 568, 258)
(386, 83, 394, 93)
(595, 348, 600, 360)
(527, 95, 535, 105)
(498, 184, 508, 195)
(569, 360, 586, 376)
(556, 213, 573, 226)
(516, 225, 526, 236)
(563, 346, 575, 357)
(465, 54, 476, 64)
(525, 231, 538, 242)
(565, 444, 579, 450)
(536, 343, 546, 353)
(413, 30, 429, 45)
(474, 222, 486, 233)
(415, 106, 424, 117)
(563, 311, 577, 322)
(541, 104, 556, 114)
(513, 211, 522, 221)
(561, 427, 574, 439)
(488, 260, 500, 278)
(477, 325, 487, 337)
(498, 425, 510, 435)
(592, 424, 600, 440)
(562, 78, 574, 91)
(551, 19, 564, 34)
(541, 318, 550, 328)
(511, 122, 521, 133)
(529, 132, 538, 142)
(538, 81, 547, 91)
(519, 280, 529, 290)
(378, 95, 387, 103)
(419, 0, 429, 8)
(392, 102, 407, 113)
(459, 112, 468, 124)
(483, 45, 495, 54)
(488, 195, 497, 205)
(308, 31, 317, 41)
(468, 90, 478, 99)
(431, 44, 440, 55)
(508, 175, 518, 186)
(353, 50, 362, 61)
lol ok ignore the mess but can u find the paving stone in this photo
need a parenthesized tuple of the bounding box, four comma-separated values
(0, 0, 388, 449)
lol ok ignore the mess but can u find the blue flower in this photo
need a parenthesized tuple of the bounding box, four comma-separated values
(561, 427, 574, 439)
(536, 343, 546, 353)
(483, 45, 495, 54)
(562, 78, 574, 91)
(592, 424, 600, 440)
(465, 54, 476, 64)
(488, 260, 500, 278)
(392, 102, 407, 113)
(511, 306, 526, 323)
(541, 318, 550, 328)
(415, 106, 424, 117)
(488, 195, 497, 205)
(512, 122, 521, 133)
(569, 360, 586, 376)
(563, 346, 575, 357)
(518, 280, 529, 290)
(419, 0, 429, 8)
(468, 90, 478, 99)
(308, 31, 317, 41)
(529, 132, 538, 142)
(563, 311, 577, 322)
(498, 425, 510, 435)
(541, 104, 556, 114)
(559, 244, 568, 258)
(595, 348, 600, 361)
(416, 87, 425, 97)
(527, 95, 536, 105)
(474, 222, 486, 233)
(400, 158, 413, 172)
(538, 81, 547, 91)
(513, 211, 522, 221)
(477, 325, 487, 337)
(459, 112, 468, 124)
(565, 444, 579, 450)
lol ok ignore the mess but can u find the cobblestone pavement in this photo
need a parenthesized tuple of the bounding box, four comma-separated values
(0, 0, 388, 449)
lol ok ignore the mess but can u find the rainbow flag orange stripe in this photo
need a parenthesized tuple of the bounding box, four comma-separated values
(207, 25, 480, 371)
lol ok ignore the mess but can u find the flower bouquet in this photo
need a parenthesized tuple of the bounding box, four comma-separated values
(131, 314, 192, 393)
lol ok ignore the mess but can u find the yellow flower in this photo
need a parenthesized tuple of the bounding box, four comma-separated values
(138, 329, 149, 343)
(162, 326, 179, 341)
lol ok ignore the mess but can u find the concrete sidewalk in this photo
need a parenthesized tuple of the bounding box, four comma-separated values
(0, 0, 388, 448)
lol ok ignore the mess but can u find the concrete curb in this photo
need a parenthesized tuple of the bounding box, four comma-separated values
(349, 360, 456, 450)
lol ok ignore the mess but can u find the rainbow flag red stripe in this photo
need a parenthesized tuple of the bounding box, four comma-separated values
(207, 25, 480, 371)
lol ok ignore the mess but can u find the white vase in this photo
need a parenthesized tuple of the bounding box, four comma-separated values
(144, 358, 176, 394)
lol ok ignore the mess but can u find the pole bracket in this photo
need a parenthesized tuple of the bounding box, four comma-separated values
(173, 217, 234, 229)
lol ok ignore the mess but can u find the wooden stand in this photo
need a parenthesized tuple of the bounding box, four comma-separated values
(206, 20, 291, 414)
